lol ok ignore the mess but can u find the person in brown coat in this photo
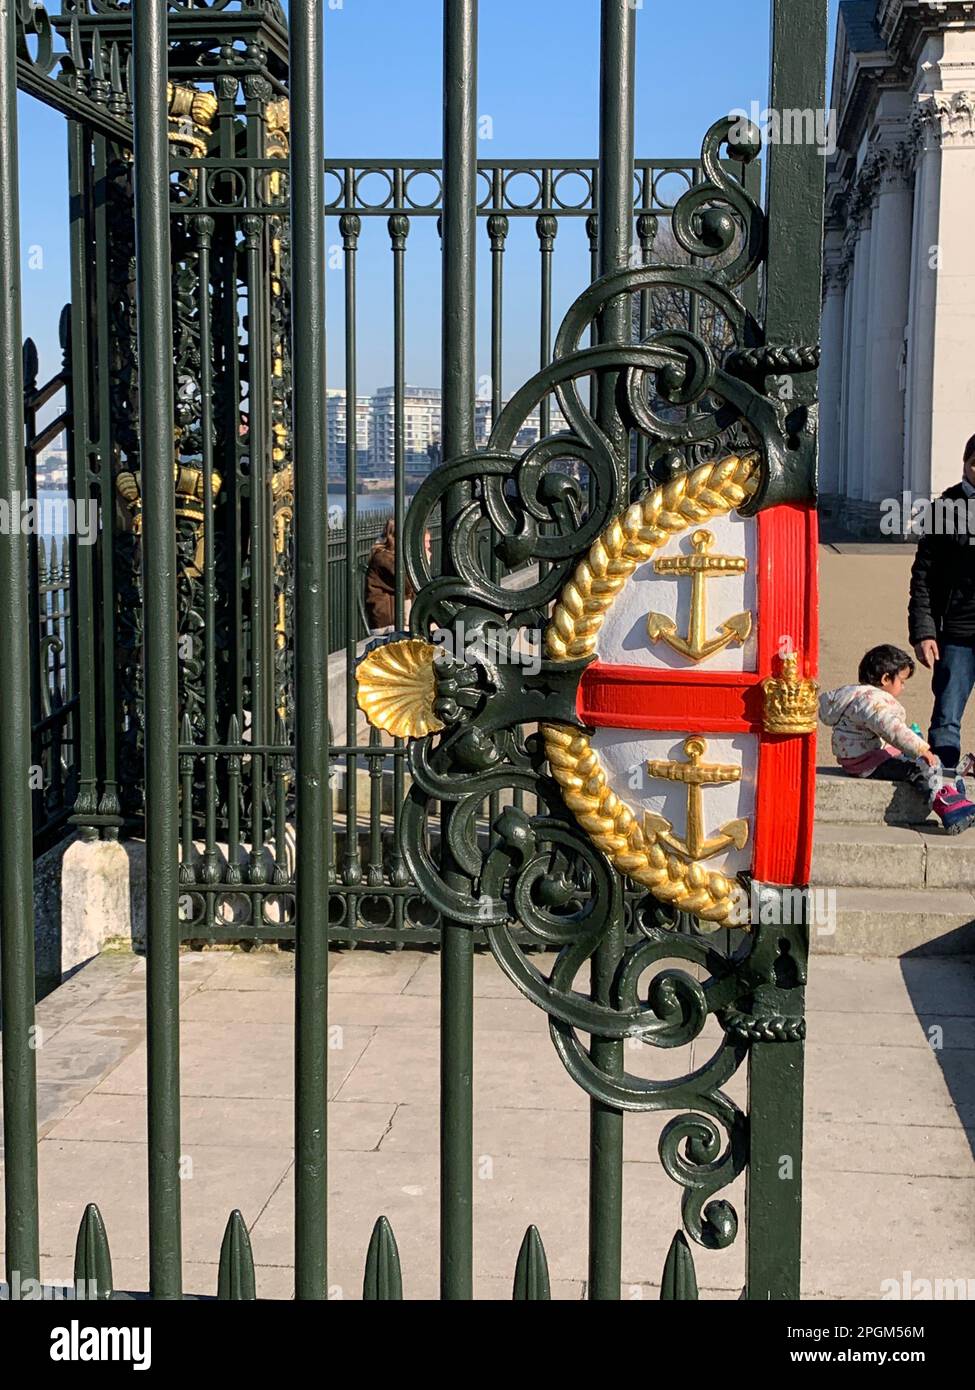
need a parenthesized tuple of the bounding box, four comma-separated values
(364, 519, 413, 631)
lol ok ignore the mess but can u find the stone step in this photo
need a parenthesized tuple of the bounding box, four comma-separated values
(815, 767, 975, 826)
(812, 822, 975, 890)
(809, 887, 975, 957)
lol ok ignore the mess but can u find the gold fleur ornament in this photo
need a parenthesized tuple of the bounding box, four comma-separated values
(355, 638, 443, 739)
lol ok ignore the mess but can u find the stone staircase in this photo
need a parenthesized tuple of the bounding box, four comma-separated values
(330, 761, 975, 956)
(812, 769, 975, 956)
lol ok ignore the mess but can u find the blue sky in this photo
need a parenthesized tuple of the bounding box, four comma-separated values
(18, 0, 840, 399)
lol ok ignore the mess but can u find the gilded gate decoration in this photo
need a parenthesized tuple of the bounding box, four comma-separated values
(1, 0, 827, 1304)
(357, 107, 823, 1291)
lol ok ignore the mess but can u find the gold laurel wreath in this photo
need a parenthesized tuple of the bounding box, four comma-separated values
(541, 454, 760, 924)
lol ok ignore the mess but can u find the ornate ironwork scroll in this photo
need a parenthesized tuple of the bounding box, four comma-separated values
(358, 115, 820, 1287)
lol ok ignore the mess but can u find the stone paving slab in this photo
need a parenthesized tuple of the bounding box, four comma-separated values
(0, 944, 972, 1299)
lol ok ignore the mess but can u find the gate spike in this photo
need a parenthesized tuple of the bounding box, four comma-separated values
(73, 1203, 114, 1300)
(22, 336, 37, 389)
(362, 1215, 403, 1300)
(109, 42, 123, 96)
(660, 1230, 699, 1300)
(217, 1210, 257, 1300)
(91, 28, 105, 82)
(512, 1225, 551, 1301)
(68, 15, 83, 74)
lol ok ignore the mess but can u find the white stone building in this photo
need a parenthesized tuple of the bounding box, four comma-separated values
(325, 388, 372, 476)
(821, 1, 975, 534)
(369, 385, 442, 476)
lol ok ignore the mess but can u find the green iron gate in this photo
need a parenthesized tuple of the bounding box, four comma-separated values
(0, 0, 827, 1299)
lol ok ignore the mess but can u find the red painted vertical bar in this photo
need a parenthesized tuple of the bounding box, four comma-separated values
(753, 505, 818, 884)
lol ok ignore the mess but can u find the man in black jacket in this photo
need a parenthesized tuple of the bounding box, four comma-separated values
(908, 434, 975, 770)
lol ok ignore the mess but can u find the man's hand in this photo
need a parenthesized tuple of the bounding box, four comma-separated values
(914, 639, 940, 669)
(920, 748, 939, 769)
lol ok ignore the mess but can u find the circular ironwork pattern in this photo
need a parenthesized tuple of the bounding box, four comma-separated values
(541, 454, 759, 924)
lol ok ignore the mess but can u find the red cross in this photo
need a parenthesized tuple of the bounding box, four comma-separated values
(577, 505, 819, 886)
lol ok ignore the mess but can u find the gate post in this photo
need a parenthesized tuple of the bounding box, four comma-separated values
(132, 0, 183, 1299)
(745, 0, 827, 1301)
(588, 0, 636, 1302)
(439, 0, 479, 1302)
(290, 0, 330, 1302)
(0, 0, 40, 1290)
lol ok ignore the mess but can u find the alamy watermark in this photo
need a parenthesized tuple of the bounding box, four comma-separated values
(726, 882, 836, 934)
(729, 102, 837, 158)
(0, 491, 98, 545)
(880, 491, 975, 543)
(881, 1271, 975, 1300)
(431, 621, 543, 677)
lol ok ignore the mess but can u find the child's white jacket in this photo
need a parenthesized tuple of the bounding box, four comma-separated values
(818, 684, 927, 767)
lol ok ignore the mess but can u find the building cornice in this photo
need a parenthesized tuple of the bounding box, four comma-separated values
(881, 2, 975, 65)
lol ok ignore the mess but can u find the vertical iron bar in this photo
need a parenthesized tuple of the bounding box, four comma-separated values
(366, 724, 383, 887)
(66, 121, 99, 838)
(634, 168, 655, 494)
(440, 0, 478, 1301)
(226, 714, 242, 886)
(535, 198, 555, 588)
(132, 0, 183, 1298)
(340, 212, 362, 886)
(586, 211, 599, 508)
(214, 85, 245, 730)
(537, 191, 555, 438)
(746, 0, 826, 1302)
(25, 361, 42, 834)
(179, 721, 194, 886)
(92, 133, 119, 832)
(588, 0, 635, 1303)
(487, 204, 506, 827)
(244, 216, 268, 887)
(290, 0, 330, 1300)
(0, 0, 40, 1286)
(197, 215, 220, 887)
(388, 205, 409, 907)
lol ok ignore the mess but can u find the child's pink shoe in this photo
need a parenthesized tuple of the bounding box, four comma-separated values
(932, 779, 975, 835)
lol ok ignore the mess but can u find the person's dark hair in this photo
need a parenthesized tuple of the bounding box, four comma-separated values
(858, 644, 915, 687)
(964, 434, 975, 464)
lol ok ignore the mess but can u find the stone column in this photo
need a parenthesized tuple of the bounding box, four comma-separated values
(863, 141, 914, 520)
(843, 187, 873, 529)
(837, 237, 855, 501)
(818, 229, 847, 507)
(904, 32, 975, 498)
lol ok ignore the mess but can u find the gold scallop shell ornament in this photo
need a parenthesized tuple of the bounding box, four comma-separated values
(355, 638, 442, 739)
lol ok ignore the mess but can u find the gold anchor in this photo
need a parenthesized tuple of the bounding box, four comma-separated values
(646, 528, 751, 662)
(643, 737, 749, 862)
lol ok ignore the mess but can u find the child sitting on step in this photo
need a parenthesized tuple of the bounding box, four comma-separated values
(819, 643, 975, 835)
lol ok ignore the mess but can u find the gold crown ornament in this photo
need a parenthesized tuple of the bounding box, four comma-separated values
(116, 464, 222, 534)
(166, 82, 217, 159)
(761, 651, 818, 735)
